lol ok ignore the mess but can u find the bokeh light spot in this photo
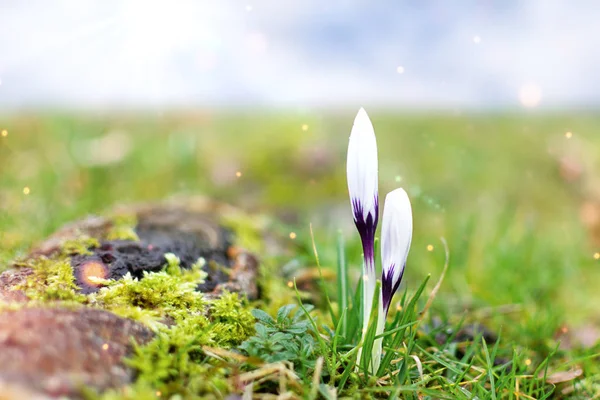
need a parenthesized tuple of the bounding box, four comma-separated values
(519, 84, 542, 108)
(80, 261, 108, 287)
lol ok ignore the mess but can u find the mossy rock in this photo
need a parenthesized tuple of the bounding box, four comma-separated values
(0, 198, 267, 398)
(3, 198, 261, 302)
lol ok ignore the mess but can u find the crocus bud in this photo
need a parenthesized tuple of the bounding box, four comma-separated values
(371, 188, 413, 374)
(346, 107, 379, 338)
(380, 188, 413, 314)
(347, 107, 379, 269)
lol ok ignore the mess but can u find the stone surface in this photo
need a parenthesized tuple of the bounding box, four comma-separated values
(0, 268, 31, 304)
(0, 307, 153, 398)
(3, 199, 260, 300)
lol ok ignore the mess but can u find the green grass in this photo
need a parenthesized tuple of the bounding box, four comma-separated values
(2, 110, 600, 398)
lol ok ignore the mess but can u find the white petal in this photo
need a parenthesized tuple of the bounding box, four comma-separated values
(381, 188, 413, 287)
(346, 107, 378, 221)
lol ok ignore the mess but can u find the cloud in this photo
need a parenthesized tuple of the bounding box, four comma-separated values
(0, 0, 599, 109)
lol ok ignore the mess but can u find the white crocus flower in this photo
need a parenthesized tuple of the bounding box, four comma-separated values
(371, 188, 413, 373)
(380, 188, 412, 314)
(346, 107, 379, 359)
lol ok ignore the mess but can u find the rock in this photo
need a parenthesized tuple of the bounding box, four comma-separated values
(0, 198, 264, 397)
(0, 307, 153, 398)
(0, 382, 52, 400)
(0, 268, 32, 303)
(4, 198, 260, 300)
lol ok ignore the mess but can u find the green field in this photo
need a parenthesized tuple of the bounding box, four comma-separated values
(1, 111, 600, 398)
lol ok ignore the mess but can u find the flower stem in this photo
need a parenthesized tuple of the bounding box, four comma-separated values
(357, 255, 376, 372)
(371, 293, 387, 375)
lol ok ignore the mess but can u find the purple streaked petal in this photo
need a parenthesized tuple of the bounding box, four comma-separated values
(351, 196, 379, 272)
(381, 263, 405, 313)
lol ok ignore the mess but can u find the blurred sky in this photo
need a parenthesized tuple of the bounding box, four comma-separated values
(0, 0, 598, 110)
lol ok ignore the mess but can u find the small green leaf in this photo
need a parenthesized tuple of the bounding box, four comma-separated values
(277, 304, 297, 322)
(251, 309, 274, 324)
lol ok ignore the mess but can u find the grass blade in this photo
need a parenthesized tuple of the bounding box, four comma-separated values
(481, 336, 497, 400)
(309, 223, 337, 326)
(336, 230, 348, 338)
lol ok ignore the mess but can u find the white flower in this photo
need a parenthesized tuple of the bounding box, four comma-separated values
(371, 188, 413, 374)
(347, 107, 379, 259)
(380, 188, 413, 313)
(347, 107, 380, 370)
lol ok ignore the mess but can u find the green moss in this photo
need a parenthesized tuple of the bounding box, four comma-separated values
(105, 214, 139, 241)
(92, 270, 204, 313)
(126, 320, 211, 388)
(60, 235, 100, 256)
(92, 372, 231, 400)
(163, 252, 183, 276)
(86, 382, 161, 400)
(209, 292, 255, 347)
(88, 255, 253, 338)
(16, 257, 86, 302)
(115, 299, 248, 398)
(126, 348, 232, 399)
(13, 234, 100, 303)
(91, 288, 254, 398)
(86, 261, 255, 397)
(88, 259, 207, 324)
(163, 253, 208, 284)
(15, 234, 100, 303)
